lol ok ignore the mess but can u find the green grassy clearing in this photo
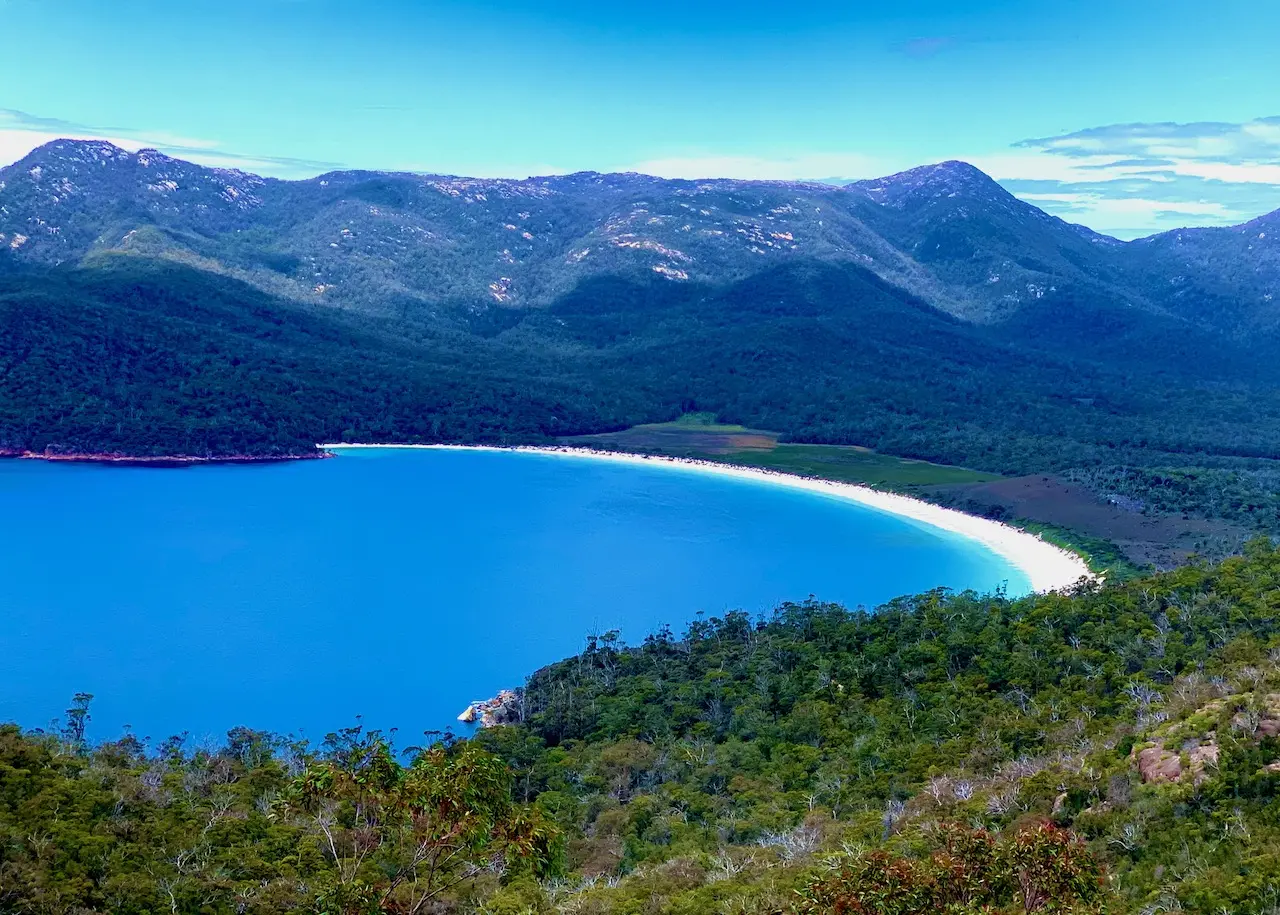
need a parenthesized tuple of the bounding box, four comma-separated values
(659, 412, 755, 432)
(571, 415, 1000, 489)
(715, 443, 1000, 489)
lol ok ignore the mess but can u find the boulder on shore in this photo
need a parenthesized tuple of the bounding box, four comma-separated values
(458, 690, 521, 728)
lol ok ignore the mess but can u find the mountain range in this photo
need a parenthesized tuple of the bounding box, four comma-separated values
(3, 138, 1280, 533)
(5, 139, 1280, 349)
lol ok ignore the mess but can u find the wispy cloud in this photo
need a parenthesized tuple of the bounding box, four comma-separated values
(621, 152, 888, 183)
(0, 108, 342, 178)
(1015, 117, 1280, 163)
(0, 110, 89, 134)
(981, 116, 1280, 237)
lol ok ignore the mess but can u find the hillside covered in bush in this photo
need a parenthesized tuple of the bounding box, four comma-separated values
(7, 544, 1280, 913)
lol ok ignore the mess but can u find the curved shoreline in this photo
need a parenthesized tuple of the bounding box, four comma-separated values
(322, 443, 1094, 593)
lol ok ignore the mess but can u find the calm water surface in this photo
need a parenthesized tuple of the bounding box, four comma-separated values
(0, 448, 1028, 743)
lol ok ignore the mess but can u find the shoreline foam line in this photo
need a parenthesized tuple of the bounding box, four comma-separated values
(320, 443, 1094, 593)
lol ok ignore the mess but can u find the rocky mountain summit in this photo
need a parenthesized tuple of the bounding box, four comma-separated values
(8, 139, 1274, 331)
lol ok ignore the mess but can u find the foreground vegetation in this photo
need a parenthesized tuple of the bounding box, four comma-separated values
(7, 544, 1280, 913)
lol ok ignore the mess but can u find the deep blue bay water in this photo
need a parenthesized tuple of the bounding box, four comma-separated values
(0, 447, 1029, 744)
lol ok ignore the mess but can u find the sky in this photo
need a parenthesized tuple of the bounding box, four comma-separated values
(1, 0, 1278, 238)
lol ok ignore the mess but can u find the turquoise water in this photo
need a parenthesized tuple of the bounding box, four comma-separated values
(0, 447, 1028, 744)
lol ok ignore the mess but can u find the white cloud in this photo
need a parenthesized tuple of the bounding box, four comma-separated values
(1170, 160, 1280, 185)
(1016, 117, 1280, 164)
(1018, 193, 1233, 219)
(968, 150, 1280, 188)
(0, 110, 339, 178)
(971, 117, 1280, 237)
(620, 152, 890, 182)
(383, 160, 575, 179)
(0, 128, 134, 167)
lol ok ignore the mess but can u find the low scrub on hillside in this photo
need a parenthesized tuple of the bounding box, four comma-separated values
(6, 544, 1280, 912)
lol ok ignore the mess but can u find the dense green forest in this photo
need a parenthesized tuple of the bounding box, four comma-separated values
(6, 254, 1280, 543)
(7, 544, 1280, 913)
(0, 257, 643, 455)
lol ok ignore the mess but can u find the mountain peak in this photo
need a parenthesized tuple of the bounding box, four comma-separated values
(901, 159, 991, 180)
(1, 140, 192, 183)
(11, 138, 133, 169)
(851, 160, 1007, 206)
(2, 140, 262, 185)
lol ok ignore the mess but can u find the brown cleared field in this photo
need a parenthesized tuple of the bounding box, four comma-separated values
(567, 419, 998, 488)
(928, 475, 1247, 571)
(571, 419, 780, 455)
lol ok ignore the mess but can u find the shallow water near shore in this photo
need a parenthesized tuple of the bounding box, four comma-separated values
(0, 447, 1029, 743)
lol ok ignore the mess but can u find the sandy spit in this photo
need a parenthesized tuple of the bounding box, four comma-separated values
(320, 443, 1094, 593)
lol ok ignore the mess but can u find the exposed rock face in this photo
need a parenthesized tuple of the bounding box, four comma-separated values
(1187, 743, 1220, 784)
(457, 689, 522, 728)
(8, 137, 1280, 332)
(1132, 733, 1218, 786)
(1135, 747, 1182, 784)
(1129, 692, 1280, 787)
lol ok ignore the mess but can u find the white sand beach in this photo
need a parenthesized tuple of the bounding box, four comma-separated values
(321, 443, 1094, 593)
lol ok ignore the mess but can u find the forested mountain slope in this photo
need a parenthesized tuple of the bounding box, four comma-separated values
(0, 257, 639, 455)
(5, 254, 1280, 475)
(4, 140, 1280, 536)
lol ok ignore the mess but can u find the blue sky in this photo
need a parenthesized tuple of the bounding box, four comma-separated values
(1, 0, 1278, 238)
